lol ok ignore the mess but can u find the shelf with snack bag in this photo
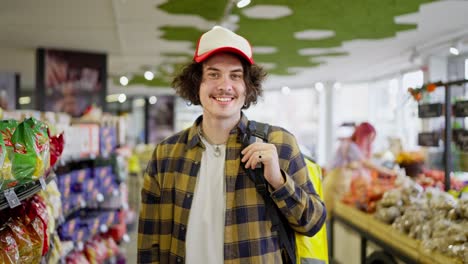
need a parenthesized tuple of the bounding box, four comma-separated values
(0, 171, 55, 210)
(0, 177, 63, 264)
(57, 208, 128, 264)
(55, 153, 130, 264)
(0, 115, 65, 209)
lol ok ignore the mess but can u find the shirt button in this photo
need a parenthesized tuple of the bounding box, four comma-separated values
(176, 257, 182, 262)
(186, 193, 192, 198)
(181, 225, 185, 231)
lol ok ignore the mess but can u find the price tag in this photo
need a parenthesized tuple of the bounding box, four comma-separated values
(418, 103, 443, 118)
(418, 132, 440, 147)
(453, 129, 468, 151)
(39, 177, 47, 190)
(4, 189, 21, 208)
(454, 100, 468, 117)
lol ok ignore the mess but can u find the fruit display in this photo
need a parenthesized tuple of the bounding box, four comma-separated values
(416, 169, 466, 191)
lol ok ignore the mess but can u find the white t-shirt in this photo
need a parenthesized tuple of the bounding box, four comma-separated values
(185, 138, 226, 263)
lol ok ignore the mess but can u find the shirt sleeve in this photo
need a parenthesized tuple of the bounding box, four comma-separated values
(138, 150, 161, 264)
(269, 128, 326, 237)
(347, 142, 364, 163)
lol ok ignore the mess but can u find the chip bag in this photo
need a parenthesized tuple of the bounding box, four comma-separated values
(6, 218, 40, 264)
(0, 132, 6, 190)
(11, 118, 50, 185)
(49, 131, 64, 167)
(0, 120, 18, 189)
(0, 225, 20, 264)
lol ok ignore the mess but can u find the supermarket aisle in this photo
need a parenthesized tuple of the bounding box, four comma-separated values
(123, 165, 145, 264)
(123, 228, 138, 263)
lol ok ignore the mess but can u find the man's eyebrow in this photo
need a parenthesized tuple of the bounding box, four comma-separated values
(205, 66, 220, 71)
(204, 66, 243, 73)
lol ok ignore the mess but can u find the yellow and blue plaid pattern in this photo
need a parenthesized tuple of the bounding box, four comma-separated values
(138, 113, 326, 263)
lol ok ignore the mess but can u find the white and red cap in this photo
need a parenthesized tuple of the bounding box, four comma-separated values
(193, 26, 254, 64)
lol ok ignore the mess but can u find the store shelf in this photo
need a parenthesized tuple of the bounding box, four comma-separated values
(332, 202, 462, 264)
(0, 171, 55, 210)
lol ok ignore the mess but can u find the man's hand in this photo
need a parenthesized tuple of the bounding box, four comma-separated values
(241, 142, 285, 189)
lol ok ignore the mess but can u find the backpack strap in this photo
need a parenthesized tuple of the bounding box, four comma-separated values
(243, 121, 296, 264)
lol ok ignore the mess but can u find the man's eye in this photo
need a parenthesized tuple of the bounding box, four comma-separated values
(208, 72, 219, 78)
(232, 74, 242, 80)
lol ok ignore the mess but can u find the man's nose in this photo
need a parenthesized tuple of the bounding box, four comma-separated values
(218, 75, 233, 90)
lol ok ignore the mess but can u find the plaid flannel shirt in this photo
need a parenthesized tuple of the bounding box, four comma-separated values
(138, 113, 326, 263)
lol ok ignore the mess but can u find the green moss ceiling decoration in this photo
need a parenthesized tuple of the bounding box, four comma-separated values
(126, 0, 437, 87)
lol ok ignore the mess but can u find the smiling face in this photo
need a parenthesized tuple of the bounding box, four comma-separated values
(199, 52, 247, 124)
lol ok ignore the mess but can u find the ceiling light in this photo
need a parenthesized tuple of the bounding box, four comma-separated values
(106, 94, 119, 103)
(19, 96, 31, 105)
(134, 98, 146, 107)
(450, 47, 460, 56)
(315, 82, 324, 92)
(118, 93, 127, 103)
(237, 0, 251, 9)
(465, 59, 468, 80)
(144, 71, 154, 81)
(120, 76, 129, 86)
(333, 82, 341, 90)
(281, 86, 291, 95)
(149, 96, 157, 105)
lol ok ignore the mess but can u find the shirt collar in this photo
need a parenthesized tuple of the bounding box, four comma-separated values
(186, 112, 249, 150)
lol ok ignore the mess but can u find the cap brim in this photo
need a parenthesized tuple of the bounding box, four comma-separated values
(194, 47, 254, 64)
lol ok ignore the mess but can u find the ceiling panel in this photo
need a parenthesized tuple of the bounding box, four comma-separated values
(0, 0, 468, 93)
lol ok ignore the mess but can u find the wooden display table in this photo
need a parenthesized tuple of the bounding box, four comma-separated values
(331, 202, 462, 264)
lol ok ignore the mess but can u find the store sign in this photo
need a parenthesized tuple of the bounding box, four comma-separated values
(418, 103, 443, 118)
(418, 132, 440, 147)
(453, 101, 468, 117)
(453, 129, 468, 151)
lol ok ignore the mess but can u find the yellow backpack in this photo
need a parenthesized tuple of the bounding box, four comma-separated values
(295, 159, 329, 264)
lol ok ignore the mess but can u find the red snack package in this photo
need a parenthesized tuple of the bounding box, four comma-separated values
(29, 195, 50, 255)
(6, 218, 41, 263)
(49, 131, 64, 167)
(0, 226, 20, 264)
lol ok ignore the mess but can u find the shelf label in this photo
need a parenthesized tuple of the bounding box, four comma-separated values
(453, 100, 468, 117)
(418, 103, 443, 118)
(453, 129, 468, 151)
(418, 132, 440, 147)
(39, 177, 47, 190)
(4, 189, 21, 208)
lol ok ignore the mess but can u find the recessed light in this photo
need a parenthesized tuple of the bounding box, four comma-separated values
(120, 76, 129, 86)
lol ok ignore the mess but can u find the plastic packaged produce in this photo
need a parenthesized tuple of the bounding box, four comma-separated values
(374, 205, 401, 224)
(11, 118, 50, 184)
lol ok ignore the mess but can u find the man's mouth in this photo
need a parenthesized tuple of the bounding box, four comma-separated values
(214, 97, 233, 102)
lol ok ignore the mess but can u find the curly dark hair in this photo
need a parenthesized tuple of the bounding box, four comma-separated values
(172, 53, 267, 109)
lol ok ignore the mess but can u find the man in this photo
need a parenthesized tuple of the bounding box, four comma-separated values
(138, 26, 326, 263)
